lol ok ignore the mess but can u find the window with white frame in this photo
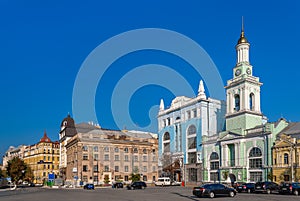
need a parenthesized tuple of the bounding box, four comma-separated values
(187, 125, 196, 150)
(83, 146, 88, 151)
(210, 152, 220, 170)
(93, 146, 98, 152)
(125, 155, 129, 161)
(104, 146, 109, 152)
(249, 147, 262, 168)
(143, 156, 147, 162)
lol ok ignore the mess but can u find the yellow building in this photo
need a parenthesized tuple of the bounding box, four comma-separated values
(24, 132, 60, 184)
(272, 122, 300, 183)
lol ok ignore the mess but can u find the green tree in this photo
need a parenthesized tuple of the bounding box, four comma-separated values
(267, 171, 273, 181)
(0, 168, 7, 178)
(104, 175, 110, 184)
(222, 170, 229, 181)
(129, 173, 140, 182)
(24, 166, 34, 182)
(129, 167, 140, 182)
(6, 157, 33, 183)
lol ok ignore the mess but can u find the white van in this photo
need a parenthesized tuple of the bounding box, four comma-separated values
(155, 177, 171, 186)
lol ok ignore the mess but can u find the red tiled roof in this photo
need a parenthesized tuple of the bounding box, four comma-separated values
(40, 131, 52, 143)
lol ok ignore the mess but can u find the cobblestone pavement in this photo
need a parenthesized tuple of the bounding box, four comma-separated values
(0, 186, 299, 201)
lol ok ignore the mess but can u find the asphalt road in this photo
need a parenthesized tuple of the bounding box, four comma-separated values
(0, 186, 299, 201)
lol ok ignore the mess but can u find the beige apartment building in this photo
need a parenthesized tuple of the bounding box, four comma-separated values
(64, 122, 158, 185)
(3, 145, 26, 168)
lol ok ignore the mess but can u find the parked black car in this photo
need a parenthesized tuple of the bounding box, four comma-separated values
(112, 182, 124, 188)
(193, 183, 237, 198)
(254, 181, 279, 194)
(236, 183, 255, 193)
(279, 182, 300, 196)
(83, 183, 95, 190)
(126, 181, 147, 190)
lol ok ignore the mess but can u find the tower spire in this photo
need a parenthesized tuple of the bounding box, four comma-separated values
(237, 16, 248, 44)
(159, 99, 165, 111)
(198, 80, 206, 99)
(241, 16, 244, 32)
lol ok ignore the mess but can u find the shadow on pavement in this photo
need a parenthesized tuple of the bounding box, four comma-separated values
(171, 192, 199, 201)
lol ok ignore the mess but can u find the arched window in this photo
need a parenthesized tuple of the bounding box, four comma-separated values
(284, 153, 289, 164)
(124, 147, 129, 153)
(234, 94, 240, 111)
(249, 147, 262, 168)
(249, 147, 262, 157)
(104, 146, 109, 152)
(188, 125, 196, 135)
(163, 132, 170, 140)
(210, 152, 219, 170)
(133, 148, 138, 153)
(249, 147, 263, 182)
(249, 93, 255, 111)
(163, 132, 170, 153)
(210, 152, 219, 160)
(83, 146, 88, 151)
(210, 152, 219, 181)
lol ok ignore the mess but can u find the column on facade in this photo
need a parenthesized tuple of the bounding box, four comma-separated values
(241, 87, 245, 111)
(222, 145, 227, 167)
(227, 92, 230, 114)
(228, 92, 233, 114)
(237, 142, 240, 166)
(244, 86, 249, 111)
(234, 143, 238, 166)
(255, 89, 261, 112)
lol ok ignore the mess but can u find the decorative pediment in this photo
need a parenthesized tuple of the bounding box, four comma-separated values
(274, 140, 291, 148)
(219, 131, 241, 141)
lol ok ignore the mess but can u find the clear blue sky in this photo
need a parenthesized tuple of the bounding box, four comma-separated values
(1, 0, 299, 161)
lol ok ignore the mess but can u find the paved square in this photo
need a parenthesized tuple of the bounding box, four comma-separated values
(0, 186, 299, 201)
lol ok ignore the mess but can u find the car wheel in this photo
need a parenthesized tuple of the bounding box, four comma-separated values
(247, 189, 251, 193)
(266, 189, 271, 194)
(229, 191, 235, 197)
(209, 192, 215, 198)
(294, 190, 298, 196)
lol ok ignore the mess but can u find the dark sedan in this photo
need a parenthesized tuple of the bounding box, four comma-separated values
(254, 181, 279, 194)
(126, 181, 147, 190)
(279, 182, 300, 196)
(236, 183, 255, 193)
(112, 182, 124, 188)
(193, 183, 236, 198)
(83, 183, 94, 190)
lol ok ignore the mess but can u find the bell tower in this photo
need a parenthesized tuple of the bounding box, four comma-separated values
(225, 18, 264, 134)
